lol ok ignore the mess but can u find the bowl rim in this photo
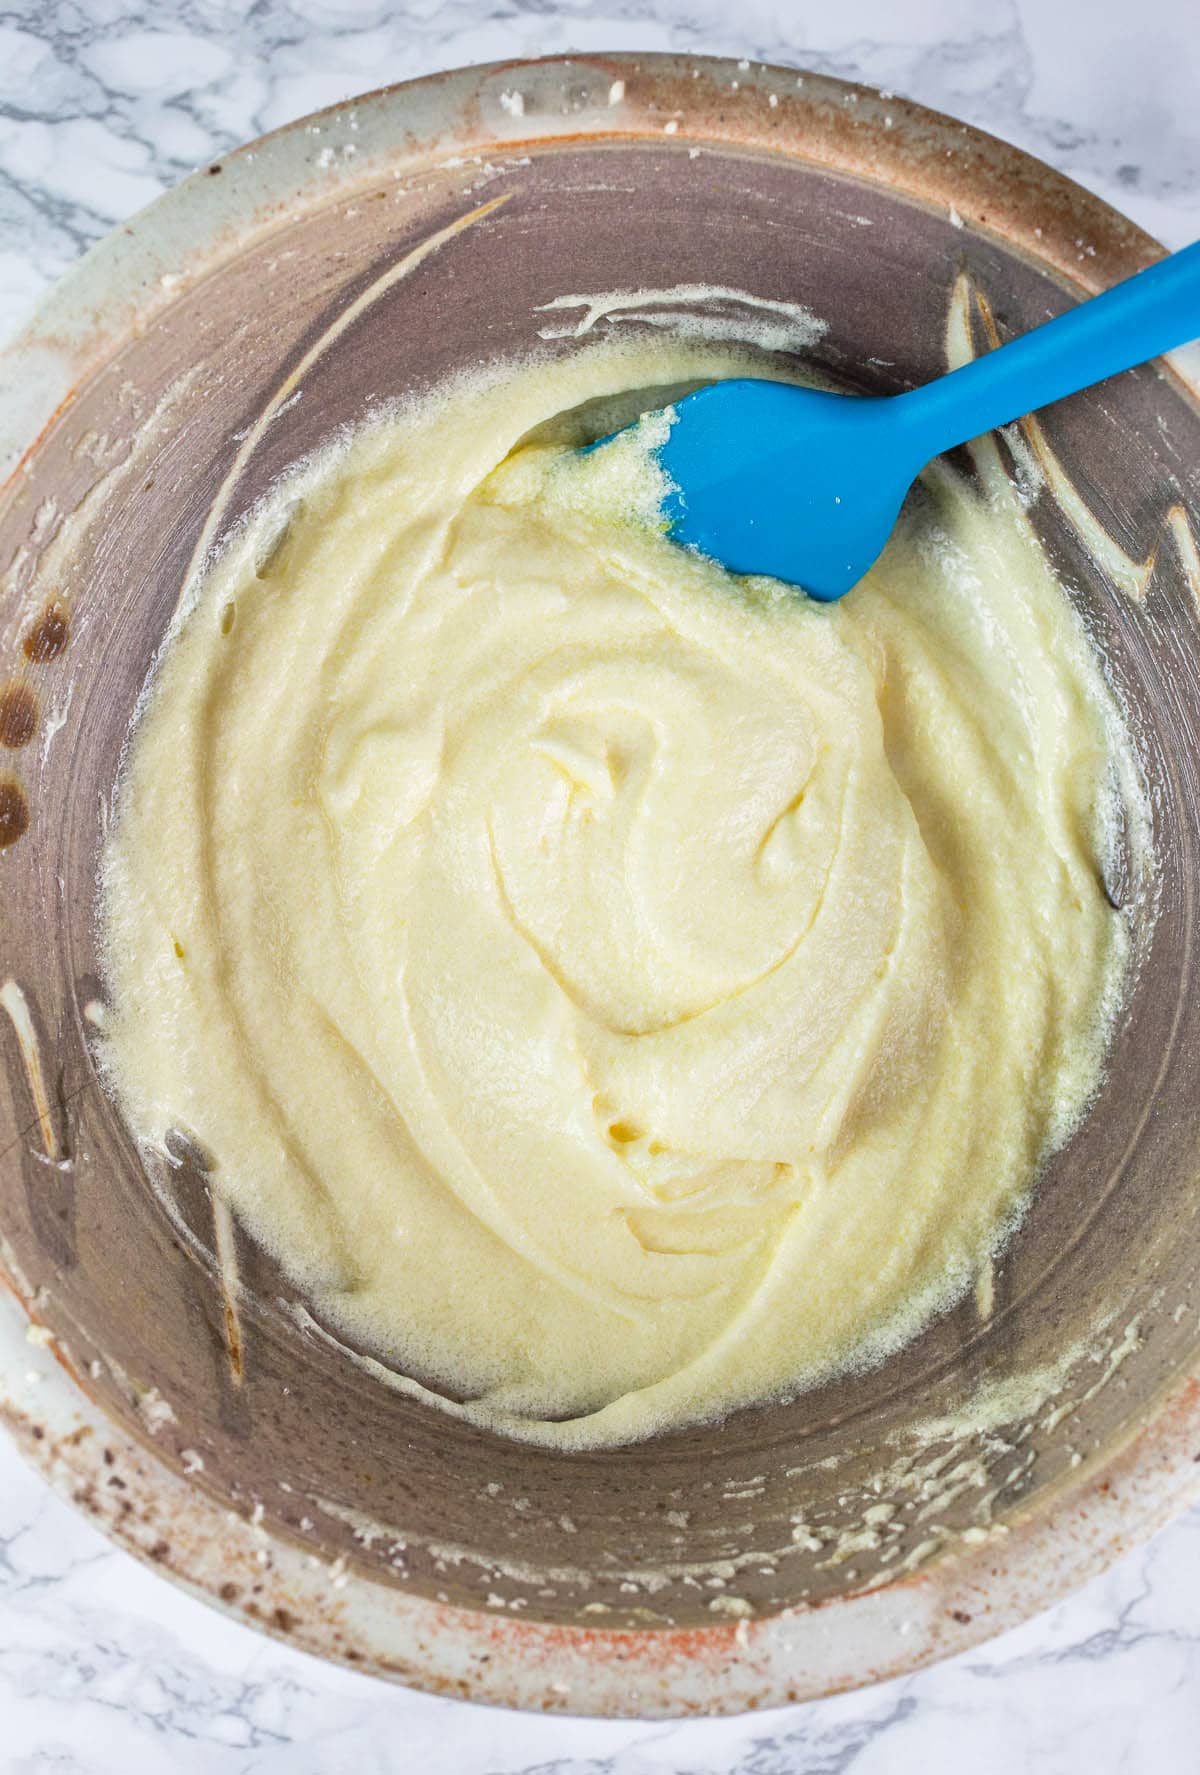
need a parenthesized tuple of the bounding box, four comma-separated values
(3, 49, 1199, 1718)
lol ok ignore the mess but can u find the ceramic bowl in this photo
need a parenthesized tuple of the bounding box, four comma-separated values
(3, 54, 1200, 1716)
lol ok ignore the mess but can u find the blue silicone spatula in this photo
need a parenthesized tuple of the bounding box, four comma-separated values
(625, 240, 1200, 601)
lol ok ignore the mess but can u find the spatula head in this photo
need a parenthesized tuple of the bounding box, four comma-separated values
(652, 379, 922, 602)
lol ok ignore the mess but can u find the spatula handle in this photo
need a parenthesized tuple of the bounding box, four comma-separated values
(900, 239, 1200, 452)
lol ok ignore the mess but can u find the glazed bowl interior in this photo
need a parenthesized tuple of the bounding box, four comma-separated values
(3, 59, 1200, 1665)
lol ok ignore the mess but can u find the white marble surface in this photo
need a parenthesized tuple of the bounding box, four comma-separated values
(3, 0, 1200, 1768)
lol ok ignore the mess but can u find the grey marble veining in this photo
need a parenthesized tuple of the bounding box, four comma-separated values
(2, 2, 1200, 1770)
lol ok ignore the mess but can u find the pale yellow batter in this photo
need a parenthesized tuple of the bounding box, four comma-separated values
(98, 338, 1140, 1449)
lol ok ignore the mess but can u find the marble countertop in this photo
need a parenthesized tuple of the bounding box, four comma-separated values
(3, 1, 1200, 1769)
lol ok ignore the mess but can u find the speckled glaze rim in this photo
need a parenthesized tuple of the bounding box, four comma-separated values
(3, 53, 1200, 1717)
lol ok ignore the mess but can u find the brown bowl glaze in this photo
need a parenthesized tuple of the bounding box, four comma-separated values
(3, 55, 1200, 1715)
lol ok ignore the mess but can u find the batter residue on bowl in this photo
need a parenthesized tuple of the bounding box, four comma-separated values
(97, 337, 1144, 1449)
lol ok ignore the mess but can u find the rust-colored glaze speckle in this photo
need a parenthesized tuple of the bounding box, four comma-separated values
(21, 601, 70, 664)
(0, 681, 37, 749)
(0, 776, 30, 846)
(3, 55, 1200, 1717)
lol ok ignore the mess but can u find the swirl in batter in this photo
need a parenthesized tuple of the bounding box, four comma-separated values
(99, 339, 1140, 1448)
